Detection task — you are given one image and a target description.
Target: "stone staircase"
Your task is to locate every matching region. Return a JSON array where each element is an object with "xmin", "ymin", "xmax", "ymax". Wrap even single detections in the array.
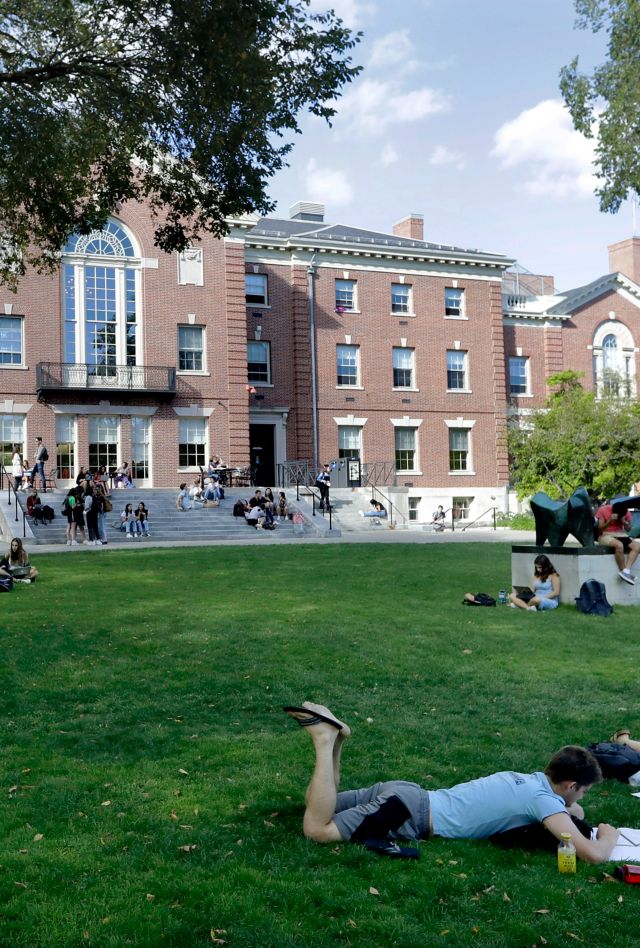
[
  {"xmin": 17, "ymin": 487, "xmax": 309, "ymax": 545},
  {"xmin": 297, "ymin": 486, "xmax": 412, "ymax": 534}
]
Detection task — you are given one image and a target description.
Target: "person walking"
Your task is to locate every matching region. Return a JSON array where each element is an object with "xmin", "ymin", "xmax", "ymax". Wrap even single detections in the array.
[
  {"xmin": 316, "ymin": 464, "xmax": 331, "ymax": 512},
  {"xmin": 31, "ymin": 436, "xmax": 48, "ymax": 492}
]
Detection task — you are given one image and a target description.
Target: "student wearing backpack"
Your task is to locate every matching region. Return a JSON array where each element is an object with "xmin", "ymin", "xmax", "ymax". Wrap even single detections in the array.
[
  {"xmin": 510, "ymin": 554, "xmax": 561, "ymax": 611},
  {"xmin": 31, "ymin": 436, "xmax": 48, "ymax": 491}
]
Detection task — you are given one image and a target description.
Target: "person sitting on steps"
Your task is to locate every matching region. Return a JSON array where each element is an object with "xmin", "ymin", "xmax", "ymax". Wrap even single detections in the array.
[{"xmin": 283, "ymin": 701, "xmax": 619, "ymax": 863}]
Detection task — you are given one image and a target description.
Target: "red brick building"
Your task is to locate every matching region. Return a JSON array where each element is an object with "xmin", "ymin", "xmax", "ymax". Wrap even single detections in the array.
[{"xmin": 2, "ymin": 196, "xmax": 635, "ymax": 522}]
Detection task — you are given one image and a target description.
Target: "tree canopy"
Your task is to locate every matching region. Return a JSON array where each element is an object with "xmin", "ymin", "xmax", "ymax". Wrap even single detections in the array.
[
  {"xmin": 560, "ymin": 0, "xmax": 640, "ymax": 215},
  {"xmin": 0, "ymin": 0, "xmax": 360, "ymax": 284},
  {"xmin": 508, "ymin": 371, "xmax": 640, "ymax": 500}
]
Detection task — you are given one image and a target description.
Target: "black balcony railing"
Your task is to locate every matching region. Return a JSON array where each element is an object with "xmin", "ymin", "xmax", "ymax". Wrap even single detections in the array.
[{"xmin": 36, "ymin": 362, "xmax": 177, "ymax": 398}]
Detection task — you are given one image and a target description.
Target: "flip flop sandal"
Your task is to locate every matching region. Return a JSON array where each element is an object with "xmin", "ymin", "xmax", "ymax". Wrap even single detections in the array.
[
  {"xmin": 610, "ymin": 729, "xmax": 631, "ymax": 743},
  {"xmin": 362, "ymin": 838, "xmax": 420, "ymax": 860},
  {"xmin": 283, "ymin": 705, "xmax": 343, "ymax": 730}
]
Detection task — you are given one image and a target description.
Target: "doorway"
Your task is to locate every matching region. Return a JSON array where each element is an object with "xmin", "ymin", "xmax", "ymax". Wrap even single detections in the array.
[{"xmin": 249, "ymin": 423, "xmax": 276, "ymax": 486}]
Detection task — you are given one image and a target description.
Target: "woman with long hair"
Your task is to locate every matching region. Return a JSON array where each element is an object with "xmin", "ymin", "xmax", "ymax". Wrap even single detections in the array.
[
  {"xmin": 510, "ymin": 554, "xmax": 561, "ymax": 612},
  {"xmin": 0, "ymin": 537, "xmax": 38, "ymax": 581}
]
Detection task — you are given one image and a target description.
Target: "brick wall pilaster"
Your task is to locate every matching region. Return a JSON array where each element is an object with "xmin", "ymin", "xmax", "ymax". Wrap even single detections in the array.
[
  {"xmin": 490, "ymin": 281, "xmax": 510, "ymax": 486},
  {"xmin": 224, "ymin": 239, "xmax": 250, "ymax": 467}
]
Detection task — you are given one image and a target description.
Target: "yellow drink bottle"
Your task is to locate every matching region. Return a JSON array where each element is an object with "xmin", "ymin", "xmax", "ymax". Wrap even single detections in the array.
[{"xmin": 557, "ymin": 832, "xmax": 576, "ymax": 874}]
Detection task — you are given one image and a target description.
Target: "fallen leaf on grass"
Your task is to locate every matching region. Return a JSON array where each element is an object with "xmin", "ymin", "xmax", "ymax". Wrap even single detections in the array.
[
  {"xmin": 471, "ymin": 927, "xmax": 480, "ymax": 935},
  {"xmin": 173, "ymin": 789, "xmax": 181, "ymax": 797},
  {"xmin": 14, "ymin": 882, "xmax": 27, "ymax": 888},
  {"xmin": 617, "ymin": 895, "xmax": 623, "ymax": 903},
  {"xmin": 448, "ymin": 860, "xmax": 458, "ymax": 866},
  {"xmin": 101, "ymin": 800, "xmax": 111, "ymax": 807},
  {"xmin": 502, "ymin": 892, "xmax": 511, "ymax": 902},
  {"xmin": 179, "ymin": 824, "xmax": 193, "ymax": 830},
  {"xmin": 177, "ymin": 844, "xmax": 198, "ymax": 853},
  {"xmin": 270, "ymin": 811, "xmax": 279, "ymax": 818},
  {"xmin": 8, "ymin": 786, "xmax": 17, "ymax": 795},
  {"xmin": 235, "ymin": 839, "xmax": 243, "ymax": 846},
  {"xmin": 210, "ymin": 929, "xmax": 227, "ymax": 944},
  {"xmin": 540, "ymin": 939, "xmax": 548, "ymax": 945},
  {"xmin": 534, "ymin": 908, "xmax": 549, "ymax": 915},
  {"xmin": 566, "ymin": 934, "xmax": 583, "ymax": 942},
  {"xmin": 439, "ymin": 931, "xmax": 449, "ymax": 937},
  {"xmin": 22, "ymin": 769, "xmax": 31, "ymax": 775},
  {"xmin": 482, "ymin": 886, "xmax": 494, "ymax": 894},
  {"xmin": 18, "ymin": 849, "xmax": 27, "ymax": 855},
  {"xmin": 462, "ymin": 649, "xmax": 473, "ymax": 655},
  {"xmin": 238, "ymin": 804, "xmax": 248, "ymax": 811},
  {"xmin": 369, "ymin": 886, "xmax": 379, "ymax": 896},
  {"xmin": 347, "ymin": 920, "xmax": 357, "ymax": 929},
  {"xmin": 263, "ymin": 820, "xmax": 275, "ymax": 828},
  {"xmin": 178, "ymin": 769, "xmax": 189, "ymax": 776},
  {"xmin": 146, "ymin": 894, "xmax": 155, "ymax": 902}
]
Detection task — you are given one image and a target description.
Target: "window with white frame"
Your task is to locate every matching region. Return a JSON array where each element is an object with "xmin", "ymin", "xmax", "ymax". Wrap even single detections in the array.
[
  {"xmin": 335, "ymin": 279, "xmax": 356, "ymax": 311},
  {"xmin": 247, "ymin": 341, "xmax": 271, "ymax": 384},
  {"xmin": 509, "ymin": 356, "xmax": 529, "ymax": 395},
  {"xmin": 56, "ymin": 415, "xmax": 76, "ymax": 480},
  {"xmin": 395, "ymin": 427, "xmax": 417, "ymax": 471},
  {"xmin": 452, "ymin": 496, "xmax": 473, "ymax": 520},
  {"xmin": 0, "ymin": 316, "xmax": 23, "ymax": 365},
  {"xmin": 62, "ymin": 218, "xmax": 139, "ymax": 370},
  {"xmin": 446, "ymin": 350, "xmax": 467, "ymax": 390},
  {"xmin": 336, "ymin": 344, "xmax": 360, "ymax": 386},
  {"xmin": 408, "ymin": 496, "xmax": 420, "ymax": 521},
  {"xmin": 392, "ymin": 347, "xmax": 415, "ymax": 388},
  {"xmin": 131, "ymin": 416, "xmax": 150, "ymax": 481},
  {"xmin": 88, "ymin": 415, "xmax": 118, "ymax": 471},
  {"xmin": 592, "ymin": 322, "xmax": 636, "ymax": 398},
  {"xmin": 245, "ymin": 273, "xmax": 268, "ymax": 305},
  {"xmin": 0, "ymin": 414, "xmax": 24, "ymax": 466},
  {"xmin": 338, "ymin": 425, "xmax": 362, "ymax": 459},
  {"xmin": 179, "ymin": 417, "xmax": 206, "ymax": 467},
  {"xmin": 178, "ymin": 326, "xmax": 204, "ymax": 372},
  {"xmin": 445, "ymin": 287, "xmax": 464, "ymax": 317},
  {"xmin": 449, "ymin": 428, "xmax": 470, "ymax": 471},
  {"xmin": 391, "ymin": 283, "xmax": 411, "ymax": 314}
]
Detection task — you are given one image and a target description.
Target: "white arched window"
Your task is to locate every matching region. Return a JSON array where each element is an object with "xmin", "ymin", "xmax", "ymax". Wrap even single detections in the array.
[
  {"xmin": 592, "ymin": 322, "xmax": 636, "ymax": 398},
  {"xmin": 62, "ymin": 218, "xmax": 141, "ymax": 372}
]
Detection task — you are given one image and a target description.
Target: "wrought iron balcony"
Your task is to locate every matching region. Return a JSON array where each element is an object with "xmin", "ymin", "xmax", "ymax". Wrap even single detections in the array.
[{"xmin": 36, "ymin": 362, "xmax": 177, "ymax": 399}]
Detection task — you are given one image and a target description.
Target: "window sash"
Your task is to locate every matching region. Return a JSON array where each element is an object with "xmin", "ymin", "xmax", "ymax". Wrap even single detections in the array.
[
  {"xmin": 509, "ymin": 357, "xmax": 528, "ymax": 394},
  {"xmin": 394, "ymin": 428, "xmax": 416, "ymax": 471},
  {"xmin": 179, "ymin": 418, "xmax": 206, "ymax": 467},
  {"xmin": 178, "ymin": 326, "xmax": 204, "ymax": 372},
  {"xmin": 245, "ymin": 274, "xmax": 267, "ymax": 304},
  {"xmin": 0, "ymin": 317, "xmax": 22, "ymax": 364},
  {"xmin": 336, "ymin": 345, "xmax": 359, "ymax": 386},
  {"xmin": 391, "ymin": 284, "xmax": 410, "ymax": 313},
  {"xmin": 447, "ymin": 351, "xmax": 467, "ymax": 389},
  {"xmin": 335, "ymin": 279, "xmax": 355, "ymax": 310},
  {"xmin": 247, "ymin": 341, "xmax": 271, "ymax": 383},
  {"xmin": 449, "ymin": 429, "xmax": 469, "ymax": 471},
  {"xmin": 338, "ymin": 425, "xmax": 361, "ymax": 458},
  {"xmin": 445, "ymin": 288, "xmax": 463, "ymax": 316}
]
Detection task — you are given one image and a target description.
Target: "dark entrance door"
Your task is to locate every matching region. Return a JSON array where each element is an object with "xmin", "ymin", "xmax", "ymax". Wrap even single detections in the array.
[{"xmin": 249, "ymin": 423, "xmax": 276, "ymax": 486}]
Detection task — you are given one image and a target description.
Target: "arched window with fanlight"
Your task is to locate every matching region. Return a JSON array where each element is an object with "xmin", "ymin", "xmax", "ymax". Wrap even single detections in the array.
[
  {"xmin": 61, "ymin": 218, "xmax": 141, "ymax": 377},
  {"xmin": 592, "ymin": 322, "xmax": 636, "ymax": 398}
]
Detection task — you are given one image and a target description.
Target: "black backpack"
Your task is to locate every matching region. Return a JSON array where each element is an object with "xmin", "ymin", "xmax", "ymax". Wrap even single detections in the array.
[
  {"xmin": 575, "ymin": 579, "xmax": 613, "ymax": 616},
  {"xmin": 41, "ymin": 447, "xmax": 49, "ymax": 461},
  {"xmin": 462, "ymin": 592, "xmax": 496, "ymax": 607},
  {"xmin": 587, "ymin": 741, "xmax": 640, "ymax": 782},
  {"xmin": 233, "ymin": 499, "xmax": 247, "ymax": 518}
]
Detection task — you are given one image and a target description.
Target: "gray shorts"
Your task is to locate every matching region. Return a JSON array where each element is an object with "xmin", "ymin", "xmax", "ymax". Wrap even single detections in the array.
[{"xmin": 332, "ymin": 780, "xmax": 431, "ymax": 842}]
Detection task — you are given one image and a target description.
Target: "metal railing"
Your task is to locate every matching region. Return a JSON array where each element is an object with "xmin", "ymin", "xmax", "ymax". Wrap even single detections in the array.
[
  {"xmin": 0, "ymin": 464, "xmax": 27, "ymax": 537},
  {"xmin": 460, "ymin": 506, "xmax": 498, "ymax": 532},
  {"xmin": 301, "ymin": 484, "xmax": 333, "ymax": 530},
  {"xmin": 36, "ymin": 362, "xmax": 177, "ymax": 395},
  {"xmin": 361, "ymin": 461, "xmax": 396, "ymax": 488},
  {"xmin": 277, "ymin": 460, "xmax": 315, "ymax": 488},
  {"xmin": 370, "ymin": 486, "xmax": 406, "ymax": 529}
]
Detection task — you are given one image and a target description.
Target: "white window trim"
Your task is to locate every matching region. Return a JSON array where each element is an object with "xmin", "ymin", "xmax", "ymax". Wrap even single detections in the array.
[
  {"xmin": 245, "ymin": 273, "xmax": 269, "ymax": 306},
  {"xmin": 248, "ymin": 340, "xmax": 272, "ymax": 386},
  {"xmin": 393, "ymin": 423, "xmax": 421, "ymax": 475},
  {"xmin": 446, "ymin": 349, "xmax": 469, "ymax": 392},
  {"xmin": 177, "ymin": 324, "xmax": 207, "ymax": 375},
  {"xmin": 336, "ymin": 344, "xmax": 361, "ymax": 388},
  {"xmin": 391, "ymin": 283, "xmax": 414, "ymax": 317},
  {"xmin": 335, "ymin": 278, "xmax": 358, "ymax": 313},
  {"xmin": 447, "ymin": 424, "xmax": 474, "ymax": 476},
  {"xmin": 0, "ymin": 314, "xmax": 26, "ymax": 368},
  {"xmin": 445, "ymin": 287, "xmax": 466, "ymax": 319},
  {"xmin": 508, "ymin": 355, "xmax": 531, "ymax": 397}
]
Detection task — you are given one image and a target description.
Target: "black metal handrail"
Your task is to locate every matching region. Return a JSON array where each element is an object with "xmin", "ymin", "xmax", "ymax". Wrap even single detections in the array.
[
  {"xmin": 0, "ymin": 464, "xmax": 27, "ymax": 537},
  {"xmin": 302, "ymin": 485, "xmax": 332, "ymax": 530},
  {"xmin": 361, "ymin": 461, "xmax": 397, "ymax": 488},
  {"xmin": 277, "ymin": 460, "xmax": 315, "ymax": 488},
  {"xmin": 370, "ymin": 486, "xmax": 406, "ymax": 529},
  {"xmin": 36, "ymin": 362, "xmax": 176, "ymax": 394},
  {"xmin": 460, "ymin": 506, "xmax": 498, "ymax": 532}
]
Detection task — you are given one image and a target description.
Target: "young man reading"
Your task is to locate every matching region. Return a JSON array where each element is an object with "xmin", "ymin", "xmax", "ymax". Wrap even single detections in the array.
[{"xmin": 284, "ymin": 702, "xmax": 619, "ymax": 863}]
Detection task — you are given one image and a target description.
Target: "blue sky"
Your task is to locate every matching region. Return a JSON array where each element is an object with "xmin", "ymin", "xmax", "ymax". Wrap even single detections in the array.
[{"xmin": 267, "ymin": 0, "xmax": 632, "ymax": 291}]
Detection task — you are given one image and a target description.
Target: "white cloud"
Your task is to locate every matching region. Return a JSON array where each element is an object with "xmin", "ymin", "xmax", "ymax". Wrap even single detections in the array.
[
  {"xmin": 380, "ymin": 144, "xmax": 399, "ymax": 165},
  {"xmin": 335, "ymin": 78, "xmax": 450, "ymax": 135},
  {"xmin": 429, "ymin": 145, "xmax": 465, "ymax": 170},
  {"xmin": 368, "ymin": 29, "xmax": 415, "ymax": 70},
  {"xmin": 307, "ymin": 0, "xmax": 375, "ymax": 29},
  {"xmin": 492, "ymin": 99, "xmax": 597, "ymax": 199},
  {"xmin": 305, "ymin": 158, "xmax": 354, "ymax": 206}
]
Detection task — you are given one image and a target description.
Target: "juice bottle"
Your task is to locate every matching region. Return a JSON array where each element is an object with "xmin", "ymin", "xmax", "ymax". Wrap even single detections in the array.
[{"xmin": 557, "ymin": 832, "xmax": 576, "ymax": 874}]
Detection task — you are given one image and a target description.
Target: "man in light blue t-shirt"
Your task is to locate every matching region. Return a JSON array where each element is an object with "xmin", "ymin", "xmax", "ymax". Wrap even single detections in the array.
[{"xmin": 284, "ymin": 702, "xmax": 620, "ymax": 863}]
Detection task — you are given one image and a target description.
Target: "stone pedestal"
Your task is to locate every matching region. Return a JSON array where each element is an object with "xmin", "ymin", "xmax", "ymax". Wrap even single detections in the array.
[{"xmin": 511, "ymin": 545, "xmax": 640, "ymax": 607}]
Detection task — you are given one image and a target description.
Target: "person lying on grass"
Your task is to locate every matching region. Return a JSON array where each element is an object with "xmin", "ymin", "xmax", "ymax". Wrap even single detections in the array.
[{"xmin": 284, "ymin": 702, "xmax": 619, "ymax": 863}]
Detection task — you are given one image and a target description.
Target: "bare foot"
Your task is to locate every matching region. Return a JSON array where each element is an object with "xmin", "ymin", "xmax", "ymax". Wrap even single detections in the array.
[
  {"xmin": 610, "ymin": 729, "xmax": 631, "ymax": 744},
  {"xmin": 302, "ymin": 701, "xmax": 351, "ymax": 738}
]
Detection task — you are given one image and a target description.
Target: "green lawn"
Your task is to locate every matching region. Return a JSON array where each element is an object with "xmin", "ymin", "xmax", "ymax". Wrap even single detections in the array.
[{"xmin": 1, "ymin": 543, "xmax": 637, "ymax": 947}]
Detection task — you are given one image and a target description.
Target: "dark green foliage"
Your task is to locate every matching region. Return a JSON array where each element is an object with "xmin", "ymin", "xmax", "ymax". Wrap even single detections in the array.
[
  {"xmin": 561, "ymin": 1, "xmax": 640, "ymax": 214},
  {"xmin": 0, "ymin": 544, "xmax": 636, "ymax": 946},
  {"xmin": 0, "ymin": 1, "xmax": 360, "ymax": 284}
]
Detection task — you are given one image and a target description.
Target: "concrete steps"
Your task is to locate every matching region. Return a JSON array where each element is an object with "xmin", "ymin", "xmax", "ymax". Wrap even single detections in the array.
[
  {"xmin": 19, "ymin": 487, "xmax": 307, "ymax": 545},
  {"xmin": 299, "ymin": 487, "xmax": 412, "ymax": 534}
]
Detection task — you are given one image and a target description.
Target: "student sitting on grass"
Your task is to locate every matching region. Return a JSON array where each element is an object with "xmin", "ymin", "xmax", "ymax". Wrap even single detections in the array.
[
  {"xmin": 283, "ymin": 701, "xmax": 619, "ymax": 863},
  {"xmin": 510, "ymin": 554, "xmax": 561, "ymax": 612},
  {"xmin": 0, "ymin": 538, "xmax": 39, "ymax": 582}
]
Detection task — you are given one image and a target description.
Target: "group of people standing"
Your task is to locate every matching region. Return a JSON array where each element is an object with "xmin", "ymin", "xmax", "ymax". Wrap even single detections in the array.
[
  {"xmin": 63, "ymin": 468, "xmax": 113, "ymax": 545},
  {"xmin": 11, "ymin": 437, "xmax": 49, "ymax": 493}
]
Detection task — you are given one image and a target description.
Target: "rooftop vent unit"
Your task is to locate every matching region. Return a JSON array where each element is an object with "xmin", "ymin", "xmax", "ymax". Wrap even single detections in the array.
[{"xmin": 289, "ymin": 201, "xmax": 325, "ymax": 223}]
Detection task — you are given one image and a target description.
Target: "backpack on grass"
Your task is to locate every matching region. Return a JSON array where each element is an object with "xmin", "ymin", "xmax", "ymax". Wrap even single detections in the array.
[
  {"xmin": 462, "ymin": 592, "xmax": 496, "ymax": 607},
  {"xmin": 587, "ymin": 741, "xmax": 640, "ymax": 782},
  {"xmin": 575, "ymin": 579, "xmax": 613, "ymax": 616}
]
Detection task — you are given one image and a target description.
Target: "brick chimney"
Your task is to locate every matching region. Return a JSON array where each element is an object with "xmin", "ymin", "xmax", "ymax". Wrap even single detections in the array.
[
  {"xmin": 608, "ymin": 237, "xmax": 640, "ymax": 283},
  {"xmin": 392, "ymin": 214, "xmax": 424, "ymax": 241}
]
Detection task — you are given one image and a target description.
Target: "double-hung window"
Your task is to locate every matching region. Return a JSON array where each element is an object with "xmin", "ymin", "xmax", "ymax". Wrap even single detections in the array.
[
  {"xmin": 445, "ymin": 287, "xmax": 464, "ymax": 317},
  {"xmin": 338, "ymin": 426, "xmax": 362, "ymax": 460},
  {"xmin": 178, "ymin": 326, "xmax": 204, "ymax": 372},
  {"xmin": 395, "ymin": 428, "xmax": 417, "ymax": 472},
  {"xmin": 393, "ymin": 347, "xmax": 415, "ymax": 388},
  {"xmin": 179, "ymin": 418, "xmax": 206, "ymax": 467},
  {"xmin": 0, "ymin": 414, "xmax": 24, "ymax": 466},
  {"xmin": 391, "ymin": 283, "xmax": 411, "ymax": 314},
  {"xmin": 247, "ymin": 341, "xmax": 271, "ymax": 384},
  {"xmin": 335, "ymin": 279, "xmax": 356, "ymax": 311},
  {"xmin": 508, "ymin": 356, "xmax": 529, "ymax": 395},
  {"xmin": 446, "ymin": 350, "xmax": 467, "ymax": 390},
  {"xmin": 0, "ymin": 317, "xmax": 23, "ymax": 365},
  {"xmin": 449, "ymin": 428, "xmax": 470, "ymax": 472},
  {"xmin": 336, "ymin": 344, "xmax": 359, "ymax": 386},
  {"xmin": 245, "ymin": 274, "xmax": 268, "ymax": 305}
]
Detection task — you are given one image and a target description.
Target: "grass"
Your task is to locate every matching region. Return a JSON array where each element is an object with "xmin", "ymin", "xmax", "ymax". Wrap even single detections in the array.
[{"xmin": 0, "ymin": 542, "xmax": 637, "ymax": 947}]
